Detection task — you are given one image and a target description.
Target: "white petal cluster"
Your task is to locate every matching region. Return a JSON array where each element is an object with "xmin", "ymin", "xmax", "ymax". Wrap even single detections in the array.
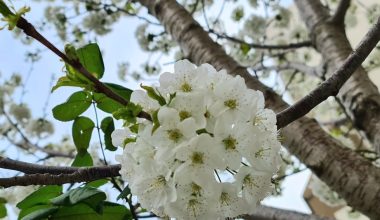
[{"xmin": 114, "ymin": 60, "xmax": 281, "ymax": 219}]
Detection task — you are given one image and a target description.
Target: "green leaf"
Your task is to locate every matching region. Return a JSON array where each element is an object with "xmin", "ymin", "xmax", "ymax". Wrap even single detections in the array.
[
  {"xmin": 52, "ymin": 91, "xmax": 92, "ymax": 122},
  {"xmin": 100, "ymin": 117, "xmax": 117, "ymax": 151},
  {"xmin": 50, "ymin": 192, "xmax": 71, "ymax": 206},
  {"xmin": 77, "ymin": 43, "xmax": 105, "ymax": 79},
  {"xmin": 51, "ymin": 187, "xmax": 106, "ymax": 210},
  {"xmin": 124, "ymin": 2, "xmax": 135, "ymax": 13},
  {"xmin": 86, "ymin": 179, "xmax": 109, "ymax": 188},
  {"xmin": 93, "ymin": 93, "xmax": 123, "ymax": 114},
  {"xmin": 21, "ymin": 207, "xmax": 58, "ymax": 220},
  {"xmin": 19, "ymin": 205, "xmax": 52, "ymax": 220},
  {"xmin": 240, "ymin": 43, "xmax": 251, "ymax": 55},
  {"xmin": 72, "ymin": 116, "xmax": 95, "ymax": 153},
  {"xmin": 51, "ymin": 76, "xmax": 89, "ymax": 92},
  {"xmin": 112, "ymin": 103, "xmax": 142, "ymax": 124},
  {"xmin": 71, "ymin": 151, "xmax": 93, "ymax": 167},
  {"xmin": 0, "ymin": 1, "xmax": 14, "ymax": 17},
  {"xmin": 140, "ymin": 84, "xmax": 166, "ymax": 105},
  {"xmin": 17, "ymin": 186, "xmax": 62, "ymax": 209},
  {"xmin": 51, "ymin": 202, "xmax": 131, "ymax": 220},
  {"xmin": 116, "ymin": 186, "xmax": 131, "ymax": 201},
  {"xmin": 104, "ymin": 83, "xmax": 132, "ymax": 101},
  {"xmin": 0, "ymin": 202, "xmax": 6, "ymax": 218},
  {"xmin": 151, "ymin": 110, "xmax": 160, "ymax": 134},
  {"xmin": 69, "ymin": 187, "xmax": 106, "ymax": 212}
]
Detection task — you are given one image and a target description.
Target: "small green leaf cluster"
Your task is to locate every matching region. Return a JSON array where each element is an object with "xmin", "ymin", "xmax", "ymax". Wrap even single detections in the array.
[
  {"xmin": 16, "ymin": 186, "xmax": 131, "ymax": 220},
  {"xmin": 51, "ymin": 43, "xmax": 133, "ymax": 167}
]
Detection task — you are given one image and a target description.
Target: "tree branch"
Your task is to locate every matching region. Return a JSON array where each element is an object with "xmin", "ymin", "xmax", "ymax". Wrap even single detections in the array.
[
  {"xmin": 295, "ymin": 0, "xmax": 380, "ymax": 154},
  {"xmin": 209, "ymin": 29, "xmax": 312, "ymax": 50},
  {"xmin": 276, "ymin": 16, "xmax": 380, "ymax": 128},
  {"xmin": 243, "ymin": 206, "xmax": 333, "ymax": 220},
  {"xmin": 14, "ymin": 17, "xmax": 151, "ymax": 121},
  {"xmin": 0, "ymin": 164, "xmax": 121, "ymax": 188},
  {"xmin": 329, "ymin": 0, "xmax": 351, "ymax": 26},
  {"xmin": 253, "ymin": 61, "xmax": 320, "ymax": 77},
  {"xmin": 0, "ymin": 156, "xmax": 77, "ymax": 175},
  {"xmin": 0, "ymin": 157, "xmax": 329, "ymax": 220},
  {"xmin": 1, "ymin": 109, "xmax": 74, "ymax": 158}
]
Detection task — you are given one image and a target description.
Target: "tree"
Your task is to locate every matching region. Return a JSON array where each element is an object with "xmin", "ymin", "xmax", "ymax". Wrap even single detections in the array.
[{"xmin": 0, "ymin": 0, "xmax": 380, "ymax": 219}]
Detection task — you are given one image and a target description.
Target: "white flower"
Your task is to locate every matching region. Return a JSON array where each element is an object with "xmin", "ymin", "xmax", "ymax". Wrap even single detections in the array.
[
  {"xmin": 152, "ymin": 107, "xmax": 197, "ymax": 150},
  {"xmin": 216, "ymin": 182, "xmax": 252, "ymax": 218},
  {"xmin": 158, "ymin": 60, "xmax": 209, "ymax": 95},
  {"xmin": 130, "ymin": 90, "xmax": 160, "ymax": 115},
  {"xmin": 111, "ymin": 128, "xmax": 133, "ymax": 147},
  {"xmin": 213, "ymin": 114, "xmax": 250, "ymax": 170},
  {"xmin": 174, "ymin": 134, "xmax": 224, "ymax": 187},
  {"xmin": 129, "ymin": 161, "xmax": 176, "ymax": 211},
  {"xmin": 114, "ymin": 60, "xmax": 280, "ymax": 219},
  {"xmin": 25, "ymin": 118, "xmax": 54, "ymax": 138},
  {"xmin": 168, "ymin": 93, "xmax": 207, "ymax": 128},
  {"xmin": 209, "ymin": 75, "xmax": 261, "ymax": 121},
  {"xmin": 235, "ymin": 166, "xmax": 273, "ymax": 206},
  {"xmin": 9, "ymin": 103, "xmax": 31, "ymax": 123}
]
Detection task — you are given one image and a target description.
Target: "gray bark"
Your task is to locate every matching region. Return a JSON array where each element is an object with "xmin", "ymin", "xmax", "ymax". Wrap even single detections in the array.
[
  {"xmin": 136, "ymin": 0, "xmax": 380, "ymax": 218},
  {"xmin": 295, "ymin": 0, "xmax": 380, "ymax": 154},
  {"xmin": 244, "ymin": 206, "xmax": 333, "ymax": 220}
]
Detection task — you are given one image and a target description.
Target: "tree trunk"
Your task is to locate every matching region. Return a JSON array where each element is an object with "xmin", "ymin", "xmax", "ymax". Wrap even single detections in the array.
[
  {"xmin": 295, "ymin": 0, "xmax": 380, "ymax": 154},
  {"xmin": 136, "ymin": 0, "xmax": 380, "ymax": 218},
  {"xmin": 245, "ymin": 206, "xmax": 333, "ymax": 220}
]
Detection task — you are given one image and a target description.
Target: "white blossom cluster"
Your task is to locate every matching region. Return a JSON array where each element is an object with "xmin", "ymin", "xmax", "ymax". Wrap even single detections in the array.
[{"xmin": 113, "ymin": 60, "xmax": 281, "ymax": 219}]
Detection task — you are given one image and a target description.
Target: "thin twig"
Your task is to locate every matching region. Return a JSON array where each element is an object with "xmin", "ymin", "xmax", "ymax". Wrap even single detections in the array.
[
  {"xmin": 2, "ymin": 109, "xmax": 74, "ymax": 158},
  {"xmin": 209, "ymin": 29, "xmax": 312, "ymax": 50},
  {"xmin": 189, "ymin": 0, "xmax": 200, "ymax": 15},
  {"xmin": 276, "ymin": 16, "xmax": 380, "ymax": 128},
  {"xmin": 14, "ymin": 16, "xmax": 151, "ymax": 121},
  {"xmin": 254, "ymin": 61, "xmax": 320, "ymax": 77}
]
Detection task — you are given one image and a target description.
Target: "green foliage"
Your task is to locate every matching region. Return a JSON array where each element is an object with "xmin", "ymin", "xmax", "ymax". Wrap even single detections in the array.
[
  {"xmin": 113, "ymin": 102, "xmax": 142, "ymax": 124},
  {"xmin": 64, "ymin": 43, "xmax": 104, "ymax": 81},
  {"xmin": 72, "ymin": 151, "xmax": 93, "ymax": 167},
  {"xmin": 93, "ymin": 83, "xmax": 132, "ymax": 114},
  {"xmin": 140, "ymin": 84, "xmax": 166, "ymax": 105},
  {"xmin": 231, "ymin": 6, "xmax": 244, "ymax": 21},
  {"xmin": 51, "ymin": 187, "xmax": 106, "ymax": 210},
  {"xmin": 51, "ymin": 76, "xmax": 89, "ymax": 92},
  {"xmin": 18, "ymin": 187, "xmax": 130, "ymax": 220},
  {"xmin": 0, "ymin": 1, "xmax": 30, "ymax": 30},
  {"xmin": 93, "ymin": 93, "xmax": 123, "ymax": 114},
  {"xmin": 104, "ymin": 83, "xmax": 132, "ymax": 101},
  {"xmin": 21, "ymin": 207, "xmax": 59, "ymax": 220},
  {"xmin": 0, "ymin": 197, "xmax": 6, "ymax": 218},
  {"xmin": 86, "ymin": 179, "xmax": 109, "ymax": 188},
  {"xmin": 72, "ymin": 116, "xmax": 95, "ymax": 154},
  {"xmin": 17, "ymin": 186, "xmax": 63, "ymax": 210},
  {"xmin": 52, "ymin": 91, "xmax": 92, "ymax": 122},
  {"xmin": 0, "ymin": 1, "xmax": 13, "ymax": 17},
  {"xmin": 240, "ymin": 43, "xmax": 251, "ymax": 55},
  {"xmin": 53, "ymin": 43, "xmax": 105, "ymax": 91},
  {"xmin": 100, "ymin": 117, "xmax": 117, "ymax": 151},
  {"xmin": 77, "ymin": 43, "xmax": 105, "ymax": 79},
  {"xmin": 124, "ymin": 2, "xmax": 135, "ymax": 13},
  {"xmin": 52, "ymin": 202, "xmax": 131, "ymax": 220},
  {"xmin": 116, "ymin": 186, "xmax": 131, "ymax": 201},
  {"xmin": 151, "ymin": 110, "xmax": 160, "ymax": 134}
]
